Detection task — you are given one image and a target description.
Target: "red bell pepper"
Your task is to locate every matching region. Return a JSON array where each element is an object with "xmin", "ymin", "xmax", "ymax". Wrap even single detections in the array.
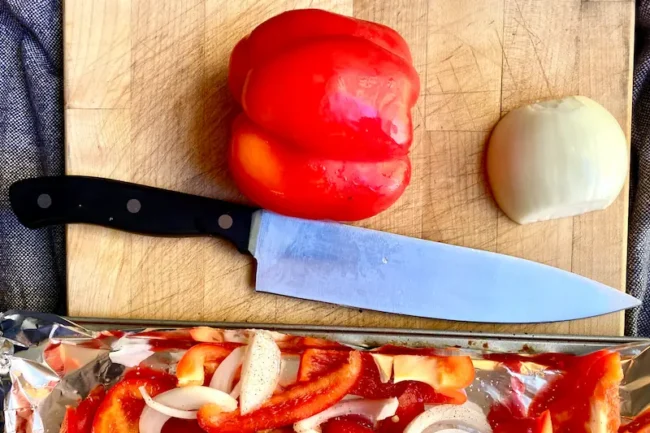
[
  {"xmin": 492, "ymin": 411, "xmax": 553, "ymax": 433},
  {"xmin": 620, "ymin": 408, "xmax": 650, "ymax": 433},
  {"xmin": 161, "ymin": 419, "xmax": 206, "ymax": 433},
  {"xmin": 60, "ymin": 386, "xmax": 105, "ymax": 433},
  {"xmin": 91, "ymin": 374, "xmax": 176, "ymax": 433},
  {"xmin": 375, "ymin": 381, "xmax": 465, "ymax": 433},
  {"xmin": 197, "ymin": 350, "xmax": 363, "ymax": 433},
  {"xmin": 228, "ymin": 9, "xmax": 419, "ymax": 221},
  {"xmin": 299, "ymin": 349, "xmax": 472, "ymax": 401},
  {"xmin": 323, "ymin": 418, "xmax": 375, "ymax": 433},
  {"xmin": 188, "ymin": 326, "xmax": 347, "ymax": 352},
  {"xmin": 175, "ymin": 343, "xmax": 237, "ymax": 386},
  {"xmin": 529, "ymin": 350, "xmax": 623, "ymax": 433}
]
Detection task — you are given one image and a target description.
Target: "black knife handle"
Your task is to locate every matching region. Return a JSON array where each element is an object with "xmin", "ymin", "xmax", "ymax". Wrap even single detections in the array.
[{"xmin": 9, "ymin": 176, "xmax": 256, "ymax": 253}]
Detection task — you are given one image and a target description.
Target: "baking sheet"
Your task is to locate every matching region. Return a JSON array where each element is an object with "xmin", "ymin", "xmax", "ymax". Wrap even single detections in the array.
[
  {"xmin": 71, "ymin": 316, "xmax": 648, "ymax": 354},
  {"xmin": 2, "ymin": 311, "xmax": 649, "ymax": 433}
]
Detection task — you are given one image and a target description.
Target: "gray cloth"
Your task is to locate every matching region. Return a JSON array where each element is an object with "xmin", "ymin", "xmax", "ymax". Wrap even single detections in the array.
[
  {"xmin": 0, "ymin": 0, "xmax": 65, "ymax": 313},
  {"xmin": 629, "ymin": 0, "xmax": 650, "ymax": 337}
]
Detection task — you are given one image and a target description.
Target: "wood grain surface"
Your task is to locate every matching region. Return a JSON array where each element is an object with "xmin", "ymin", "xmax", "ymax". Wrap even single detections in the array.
[{"xmin": 64, "ymin": 0, "xmax": 634, "ymax": 335}]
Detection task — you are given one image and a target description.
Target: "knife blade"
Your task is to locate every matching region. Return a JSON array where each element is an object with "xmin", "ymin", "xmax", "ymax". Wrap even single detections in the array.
[{"xmin": 10, "ymin": 176, "xmax": 640, "ymax": 323}]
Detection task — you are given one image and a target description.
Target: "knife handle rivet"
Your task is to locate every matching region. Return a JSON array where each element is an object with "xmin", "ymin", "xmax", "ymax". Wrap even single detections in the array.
[
  {"xmin": 37, "ymin": 194, "xmax": 52, "ymax": 209},
  {"xmin": 127, "ymin": 199, "xmax": 141, "ymax": 214},
  {"xmin": 218, "ymin": 214, "xmax": 233, "ymax": 230}
]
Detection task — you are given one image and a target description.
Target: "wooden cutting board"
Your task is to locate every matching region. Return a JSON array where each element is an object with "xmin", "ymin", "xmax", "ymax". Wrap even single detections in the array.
[{"xmin": 64, "ymin": 0, "xmax": 634, "ymax": 336}]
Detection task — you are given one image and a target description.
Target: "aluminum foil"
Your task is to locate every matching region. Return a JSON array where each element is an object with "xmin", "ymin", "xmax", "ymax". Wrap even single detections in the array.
[{"xmin": 2, "ymin": 310, "xmax": 650, "ymax": 433}]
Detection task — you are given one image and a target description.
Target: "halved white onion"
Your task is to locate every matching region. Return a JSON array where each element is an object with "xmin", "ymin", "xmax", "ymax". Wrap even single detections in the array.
[
  {"xmin": 209, "ymin": 345, "xmax": 246, "ymax": 392},
  {"xmin": 487, "ymin": 96, "xmax": 628, "ymax": 224},
  {"xmin": 279, "ymin": 354, "xmax": 301, "ymax": 387},
  {"xmin": 403, "ymin": 402, "xmax": 492, "ymax": 433},
  {"xmin": 293, "ymin": 398, "xmax": 399, "ymax": 433},
  {"xmin": 240, "ymin": 331, "xmax": 282, "ymax": 414}
]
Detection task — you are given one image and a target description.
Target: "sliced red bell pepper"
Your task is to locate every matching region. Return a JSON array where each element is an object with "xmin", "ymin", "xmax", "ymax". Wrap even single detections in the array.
[
  {"xmin": 375, "ymin": 381, "xmax": 463, "ymax": 433},
  {"xmin": 529, "ymin": 350, "xmax": 623, "ymax": 433},
  {"xmin": 297, "ymin": 349, "xmax": 466, "ymax": 433},
  {"xmin": 322, "ymin": 417, "xmax": 375, "ymax": 433},
  {"xmin": 59, "ymin": 386, "xmax": 105, "ymax": 433},
  {"xmin": 91, "ymin": 374, "xmax": 176, "ymax": 433},
  {"xmin": 298, "ymin": 348, "xmax": 350, "ymax": 381},
  {"xmin": 188, "ymin": 326, "xmax": 347, "ymax": 352},
  {"xmin": 492, "ymin": 410, "xmax": 553, "ymax": 433},
  {"xmin": 277, "ymin": 336, "xmax": 350, "ymax": 352},
  {"xmin": 299, "ymin": 349, "xmax": 471, "ymax": 401},
  {"xmin": 175, "ymin": 343, "xmax": 237, "ymax": 386},
  {"xmin": 421, "ymin": 354, "xmax": 475, "ymax": 390},
  {"xmin": 161, "ymin": 419, "xmax": 206, "ymax": 433},
  {"xmin": 487, "ymin": 376, "xmax": 527, "ymax": 431},
  {"xmin": 197, "ymin": 351, "xmax": 363, "ymax": 433},
  {"xmin": 372, "ymin": 345, "xmax": 450, "ymax": 356},
  {"xmin": 620, "ymin": 408, "xmax": 650, "ymax": 433},
  {"xmin": 123, "ymin": 366, "xmax": 177, "ymax": 381}
]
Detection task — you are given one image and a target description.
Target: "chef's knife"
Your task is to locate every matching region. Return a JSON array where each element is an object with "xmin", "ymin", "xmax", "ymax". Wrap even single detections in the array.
[{"xmin": 9, "ymin": 176, "xmax": 640, "ymax": 323}]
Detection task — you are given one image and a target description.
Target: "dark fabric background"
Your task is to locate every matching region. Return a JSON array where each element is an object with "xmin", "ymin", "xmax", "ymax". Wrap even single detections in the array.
[
  {"xmin": 0, "ymin": 0, "xmax": 65, "ymax": 314},
  {"xmin": 1, "ymin": 0, "xmax": 650, "ymax": 334},
  {"xmin": 628, "ymin": 0, "xmax": 650, "ymax": 337}
]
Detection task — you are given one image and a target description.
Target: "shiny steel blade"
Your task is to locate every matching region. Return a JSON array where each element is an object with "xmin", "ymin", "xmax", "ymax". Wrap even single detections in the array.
[{"xmin": 249, "ymin": 211, "xmax": 640, "ymax": 323}]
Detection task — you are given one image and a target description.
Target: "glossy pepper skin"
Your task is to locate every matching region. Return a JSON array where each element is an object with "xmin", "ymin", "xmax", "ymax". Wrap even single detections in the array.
[{"xmin": 228, "ymin": 9, "xmax": 419, "ymax": 221}]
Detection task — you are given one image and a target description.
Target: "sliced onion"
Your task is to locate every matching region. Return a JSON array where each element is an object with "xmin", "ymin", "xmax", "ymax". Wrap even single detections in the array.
[
  {"xmin": 434, "ymin": 430, "xmax": 468, "ymax": 433},
  {"xmin": 140, "ymin": 386, "xmax": 197, "ymax": 419},
  {"xmin": 240, "ymin": 331, "xmax": 281, "ymax": 414},
  {"xmin": 223, "ymin": 329, "xmax": 250, "ymax": 343},
  {"xmin": 209, "ymin": 345, "xmax": 246, "ymax": 392},
  {"xmin": 230, "ymin": 380, "xmax": 242, "ymax": 399},
  {"xmin": 139, "ymin": 385, "xmax": 238, "ymax": 420},
  {"xmin": 223, "ymin": 329, "xmax": 290, "ymax": 344},
  {"xmin": 189, "ymin": 327, "xmax": 225, "ymax": 342},
  {"xmin": 424, "ymin": 399, "xmax": 476, "ymax": 413},
  {"xmin": 403, "ymin": 402, "xmax": 492, "ymax": 433},
  {"xmin": 293, "ymin": 398, "xmax": 399, "ymax": 433},
  {"xmin": 279, "ymin": 354, "xmax": 301, "ymax": 387},
  {"xmin": 139, "ymin": 406, "xmax": 170, "ymax": 433},
  {"xmin": 267, "ymin": 330, "xmax": 291, "ymax": 342},
  {"xmin": 342, "ymin": 395, "xmax": 364, "ymax": 401}
]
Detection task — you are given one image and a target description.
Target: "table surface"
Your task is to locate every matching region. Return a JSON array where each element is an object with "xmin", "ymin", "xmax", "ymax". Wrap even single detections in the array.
[{"xmin": 64, "ymin": 0, "xmax": 634, "ymax": 336}]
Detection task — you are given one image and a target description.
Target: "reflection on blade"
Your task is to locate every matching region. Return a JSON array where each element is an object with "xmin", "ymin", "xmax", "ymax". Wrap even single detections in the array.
[{"xmin": 252, "ymin": 211, "xmax": 640, "ymax": 324}]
